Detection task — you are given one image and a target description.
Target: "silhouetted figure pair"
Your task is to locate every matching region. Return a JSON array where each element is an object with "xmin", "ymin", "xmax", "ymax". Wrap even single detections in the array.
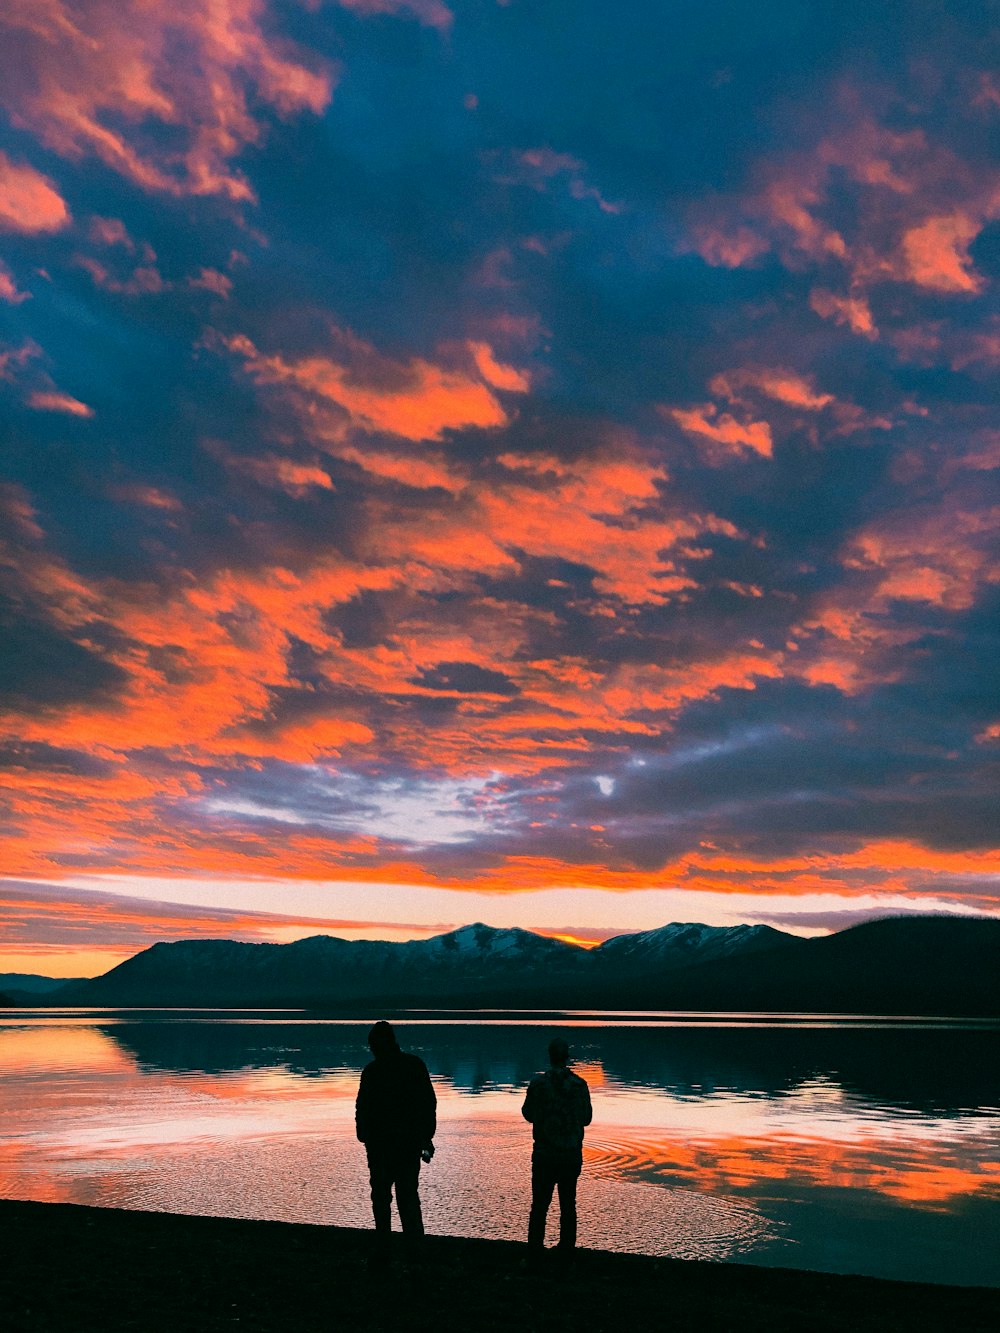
[
  {"xmin": 356, "ymin": 1025, "xmax": 592, "ymax": 1260},
  {"xmin": 355, "ymin": 1020, "xmax": 436, "ymax": 1256}
]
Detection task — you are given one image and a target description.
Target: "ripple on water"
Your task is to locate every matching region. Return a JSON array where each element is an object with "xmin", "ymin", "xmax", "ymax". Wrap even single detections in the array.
[{"xmin": 76, "ymin": 1120, "xmax": 778, "ymax": 1262}]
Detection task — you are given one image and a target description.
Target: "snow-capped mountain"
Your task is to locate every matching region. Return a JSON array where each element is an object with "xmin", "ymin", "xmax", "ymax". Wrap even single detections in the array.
[
  {"xmin": 31, "ymin": 917, "xmax": 1000, "ymax": 1015},
  {"xmin": 64, "ymin": 923, "xmax": 588, "ymax": 1006},
  {"xmin": 592, "ymin": 922, "xmax": 791, "ymax": 971}
]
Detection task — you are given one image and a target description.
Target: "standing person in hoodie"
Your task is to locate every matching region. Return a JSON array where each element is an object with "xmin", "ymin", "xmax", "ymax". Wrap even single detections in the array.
[
  {"xmin": 521, "ymin": 1037, "xmax": 593, "ymax": 1256},
  {"xmin": 355, "ymin": 1020, "xmax": 436, "ymax": 1255}
]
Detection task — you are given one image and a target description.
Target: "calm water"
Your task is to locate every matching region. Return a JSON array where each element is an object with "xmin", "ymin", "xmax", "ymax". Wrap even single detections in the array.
[{"xmin": 2, "ymin": 1011, "xmax": 999, "ymax": 1286}]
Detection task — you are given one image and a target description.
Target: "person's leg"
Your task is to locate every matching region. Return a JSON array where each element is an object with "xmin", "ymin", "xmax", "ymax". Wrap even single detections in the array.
[
  {"xmin": 555, "ymin": 1157, "xmax": 581, "ymax": 1250},
  {"xmin": 393, "ymin": 1152, "xmax": 424, "ymax": 1243},
  {"xmin": 527, "ymin": 1153, "xmax": 557, "ymax": 1251},
  {"xmin": 366, "ymin": 1148, "xmax": 393, "ymax": 1237}
]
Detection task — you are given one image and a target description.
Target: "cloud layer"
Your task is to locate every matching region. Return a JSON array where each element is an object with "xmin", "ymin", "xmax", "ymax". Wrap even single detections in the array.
[{"xmin": 1, "ymin": 1, "xmax": 998, "ymax": 960}]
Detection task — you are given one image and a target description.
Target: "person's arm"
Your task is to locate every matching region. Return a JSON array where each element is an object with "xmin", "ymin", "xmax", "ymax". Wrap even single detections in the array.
[
  {"xmin": 521, "ymin": 1076, "xmax": 539, "ymax": 1123},
  {"xmin": 576, "ymin": 1075, "xmax": 593, "ymax": 1128},
  {"xmin": 355, "ymin": 1065, "xmax": 371, "ymax": 1143},
  {"xmin": 421, "ymin": 1060, "xmax": 437, "ymax": 1145}
]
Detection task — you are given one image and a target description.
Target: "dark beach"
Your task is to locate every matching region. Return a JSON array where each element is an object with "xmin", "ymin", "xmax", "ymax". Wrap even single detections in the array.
[{"xmin": 3, "ymin": 1200, "xmax": 998, "ymax": 1332}]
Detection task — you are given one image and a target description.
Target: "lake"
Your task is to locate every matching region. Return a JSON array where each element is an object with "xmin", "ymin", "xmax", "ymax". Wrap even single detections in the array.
[{"xmin": 2, "ymin": 1010, "xmax": 999, "ymax": 1287}]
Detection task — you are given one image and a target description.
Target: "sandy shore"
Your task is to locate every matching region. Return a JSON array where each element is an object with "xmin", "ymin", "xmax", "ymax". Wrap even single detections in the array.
[{"xmin": 3, "ymin": 1199, "xmax": 998, "ymax": 1331}]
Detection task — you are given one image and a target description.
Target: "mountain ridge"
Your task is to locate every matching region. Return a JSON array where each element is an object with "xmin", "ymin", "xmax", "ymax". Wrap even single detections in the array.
[
  {"xmin": 34, "ymin": 915, "xmax": 1000, "ymax": 1015},
  {"xmin": 52, "ymin": 920, "xmax": 794, "ymax": 1007}
]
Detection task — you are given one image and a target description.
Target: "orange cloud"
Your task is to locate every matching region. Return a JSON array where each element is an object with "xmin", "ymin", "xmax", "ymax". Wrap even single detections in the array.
[
  {"xmin": 900, "ymin": 212, "xmax": 984, "ymax": 294},
  {"xmin": 226, "ymin": 330, "xmax": 517, "ymax": 441},
  {"xmin": 218, "ymin": 450, "xmax": 334, "ymax": 496},
  {"xmin": 0, "ymin": 0, "xmax": 334, "ymax": 201},
  {"xmin": 336, "ymin": 444, "xmax": 464, "ymax": 492},
  {"xmin": 682, "ymin": 94, "xmax": 1000, "ymax": 316},
  {"xmin": 356, "ymin": 443, "xmax": 737, "ymax": 609},
  {"xmin": 0, "ymin": 150, "xmax": 69, "ymax": 232},
  {"xmin": 844, "ymin": 507, "xmax": 1000, "ymax": 612},
  {"xmin": 469, "ymin": 341, "xmax": 531, "ymax": 392},
  {"xmin": 667, "ymin": 405, "xmax": 773, "ymax": 459}
]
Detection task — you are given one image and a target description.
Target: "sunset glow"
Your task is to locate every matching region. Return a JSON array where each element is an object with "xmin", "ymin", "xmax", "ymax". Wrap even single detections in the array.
[{"xmin": 1, "ymin": 1, "xmax": 998, "ymax": 974}]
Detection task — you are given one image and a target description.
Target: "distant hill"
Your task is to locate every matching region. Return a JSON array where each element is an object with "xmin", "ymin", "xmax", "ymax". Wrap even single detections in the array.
[
  {"xmin": 51, "ymin": 916, "xmax": 1000, "ymax": 1015},
  {"xmin": 0, "ymin": 973, "xmax": 86, "ymax": 1006},
  {"xmin": 614, "ymin": 916, "xmax": 1000, "ymax": 1016},
  {"xmin": 0, "ymin": 974, "xmax": 86, "ymax": 994}
]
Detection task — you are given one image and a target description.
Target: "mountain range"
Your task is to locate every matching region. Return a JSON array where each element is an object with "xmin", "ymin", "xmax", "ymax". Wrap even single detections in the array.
[{"xmin": 7, "ymin": 916, "xmax": 999, "ymax": 1015}]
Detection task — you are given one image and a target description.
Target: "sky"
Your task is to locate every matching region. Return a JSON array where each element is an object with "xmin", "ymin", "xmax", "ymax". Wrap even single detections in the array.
[{"xmin": 1, "ymin": 0, "xmax": 998, "ymax": 977}]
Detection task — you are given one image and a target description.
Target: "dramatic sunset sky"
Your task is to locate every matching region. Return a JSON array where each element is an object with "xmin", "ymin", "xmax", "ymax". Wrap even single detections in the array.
[{"xmin": 1, "ymin": 1, "xmax": 998, "ymax": 976}]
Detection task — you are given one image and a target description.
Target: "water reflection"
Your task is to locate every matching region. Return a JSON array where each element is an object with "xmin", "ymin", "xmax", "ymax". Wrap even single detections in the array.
[
  {"xmin": 1, "ymin": 1012, "xmax": 999, "ymax": 1285},
  {"xmin": 69, "ymin": 1014, "xmax": 1000, "ymax": 1109}
]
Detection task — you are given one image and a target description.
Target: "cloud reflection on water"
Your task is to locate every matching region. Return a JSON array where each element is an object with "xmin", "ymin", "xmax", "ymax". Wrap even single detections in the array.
[{"xmin": 1, "ymin": 1014, "xmax": 999, "ymax": 1282}]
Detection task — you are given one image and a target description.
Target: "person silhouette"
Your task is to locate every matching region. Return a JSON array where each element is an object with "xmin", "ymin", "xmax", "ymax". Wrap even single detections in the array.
[
  {"xmin": 522, "ymin": 1037, "xmax": 593, "ymax": 1257},
  {"xmin": 355, "ymin": 1020, "xmax": 436, "ymax": 1256}
]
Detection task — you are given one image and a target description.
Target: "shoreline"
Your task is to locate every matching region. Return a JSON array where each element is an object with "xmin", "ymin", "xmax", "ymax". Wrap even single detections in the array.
[
  {"xmin": 3, "ymin": 1200, "xmax": 998, "ymax": 1331},
  {"xmin": 6, "ymin": 1003, "xmax": 1000, "ymax": 1024}
]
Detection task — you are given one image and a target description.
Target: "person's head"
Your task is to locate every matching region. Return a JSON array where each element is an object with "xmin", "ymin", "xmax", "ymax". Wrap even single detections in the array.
[
  {"xmin": 548, "ymin": 1036, "xmax": 569, "ymax": 1067},
  {"xmin": 368, "ymin": 1020, "xmax": 399, "ymax": 1056}
]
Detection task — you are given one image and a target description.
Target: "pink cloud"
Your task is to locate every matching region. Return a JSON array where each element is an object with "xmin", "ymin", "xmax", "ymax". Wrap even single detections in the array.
[
  {"xmin": 0, "ymin": 339, "xmax": 43, "ymax": 383},
  {"xmin": 508, "ymin": 147, "xmax": 622, "ymax": 214},
  {"xmin": 0, "ymin": 151, "xmax": 69, "ymax": 232},
  {"xmin": 334, "ymin": 0, "xmax": 452, "ymax": 29},
  {"xmin": 107, "ymin": 483, "xmax": 183, "ymax": 511},
  {"xmin": 672, "ymin": 365, "xmax": 889, "ymax": 451},
  {"xmin": 187, "ymin": 267, "xmax": 233, "ymax": 298},
  {"xmin": 218, "ymin": 450, "xmax": 335, "ymax": 496},
  {"xmin": 74, "ymin": 254, "xmax": 167, "ymax": 296},
  {"xmin": 809, "ymin": 288, "xmax": 875, "ymax": 337},
  {"xmin": 686, "ymin": 221, "xmax": 769, "ymax": 269},
  {"xmin": 26, "ymin": 389, "xmax": 94, "ymax": 417},
  {"xmin": 0, "ymin": 0, "xmax": 335, "ymax": 201},
  {"xmin": 0, "ymin": 260, "xmax": 30, "ymax": 304},
  {"xmin": 87, "ymin": 216, "xmax": 134, "ymax": 250},
  {"xmin": 710, "ymin": 366, "xmax": 834, "ymax": 411}
]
